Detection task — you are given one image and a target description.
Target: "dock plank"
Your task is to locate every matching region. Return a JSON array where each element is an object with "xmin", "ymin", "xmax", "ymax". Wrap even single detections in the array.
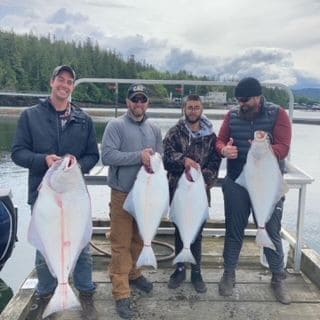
[{"xmin": 3, "ymin": 234, "xmax": 320, "ymax": 320}]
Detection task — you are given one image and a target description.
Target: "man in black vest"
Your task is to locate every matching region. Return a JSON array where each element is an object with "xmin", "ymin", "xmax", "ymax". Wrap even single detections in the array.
[{"xmin": 216, "ymin": 77, "xmax": 292, "ymax": 304}]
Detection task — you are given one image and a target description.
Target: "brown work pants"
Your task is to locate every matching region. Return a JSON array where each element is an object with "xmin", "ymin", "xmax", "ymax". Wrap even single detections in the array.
[{"xmin": 109, "ymin": 189, "xmax": 143, "ymax": 300}]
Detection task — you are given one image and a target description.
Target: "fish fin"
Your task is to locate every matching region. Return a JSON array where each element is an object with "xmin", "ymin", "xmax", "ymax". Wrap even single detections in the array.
[
  {"xmin": 204, "ymin": 207, "xmax": 210, "ymax": 220},
  {"xmin": 256, "ymin": 229, "xmax": 276, "ymax": 251},
  {"xmin": 136, "ymin": 245, "xmax": 157, "ymax": 269},
  {"xmin": 123, "ymin": 191, "xmax": 136, "ymax": 218},
  {"xmin": 235, "ymin": 170, "xmax": 247, "ymax": 188},
  {"xmin": 208, "ymin": 207, "xmax": 214, "ymax": 220},
  {"xmin": 283, "ymin": 181, "xmax": 289, "ymax": 194},
  {"xmin": 42, "ymin": 283, "xmax": 80, "ymax": 318},
  {"xmin": 161, "ymin": 203, "xmax": 170, "ymax": 220},
  {"xmin": 173, "ymin": 248, "xmax": 196, "ymax": 265}
]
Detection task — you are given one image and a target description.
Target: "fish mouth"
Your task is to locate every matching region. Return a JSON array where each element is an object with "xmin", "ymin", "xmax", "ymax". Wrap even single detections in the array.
[
  {"xmin": 61, "ymin": 155, "xmax": 76, "ymax": 171},
  {"xmin": 254, "ymin": 130, "xmax": 267, "ymax": 141},
  {"xmin": 65, "ymin": 155, "xmax": 76, "ymax": 170},
  {"xmin": 144, "ymin": 165, "xmax": 154, "ymax": 174}
]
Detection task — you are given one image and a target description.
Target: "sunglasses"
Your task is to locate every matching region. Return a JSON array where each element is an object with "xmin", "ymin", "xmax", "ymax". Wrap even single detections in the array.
[
  {"xmin": 236, "ymin": 97, "xmax": 251, "ymax": 103},
  {"xmin": 130, "ymin": 95, "xmax": 148, "ymax": 103}
]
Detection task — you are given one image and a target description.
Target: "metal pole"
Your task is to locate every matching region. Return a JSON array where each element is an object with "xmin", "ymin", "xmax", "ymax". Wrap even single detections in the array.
[
  {"xmin": 294, "ymin": 185, "xmax": 307, "ymax": 272},
  {"xmin": 115, "ymin": 83, "xmax": 119, "ymax": 118}
]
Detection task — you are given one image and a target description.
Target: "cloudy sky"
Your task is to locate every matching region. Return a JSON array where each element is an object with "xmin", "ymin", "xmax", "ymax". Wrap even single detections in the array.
[{"xmin": 1, "ymin": 0, "xmax": 320, "ymax": 88}]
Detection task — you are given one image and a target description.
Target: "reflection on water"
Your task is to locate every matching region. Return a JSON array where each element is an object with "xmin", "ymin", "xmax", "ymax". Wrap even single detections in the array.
[{"xmin": 1, "ymin": 115, "xmax": 320, "ymax": 293}]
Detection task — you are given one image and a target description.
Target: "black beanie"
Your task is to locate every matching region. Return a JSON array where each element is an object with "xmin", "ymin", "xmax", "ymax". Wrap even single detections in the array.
[{"xmin": 234, "ymin": 77, "xmax": 262, "ymax": 97}]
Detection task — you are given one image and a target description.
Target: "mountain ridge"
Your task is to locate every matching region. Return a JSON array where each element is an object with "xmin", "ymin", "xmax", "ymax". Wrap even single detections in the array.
[{"xmin": 292, "ymin": 88, "xmax": 320, "ymax": 101}]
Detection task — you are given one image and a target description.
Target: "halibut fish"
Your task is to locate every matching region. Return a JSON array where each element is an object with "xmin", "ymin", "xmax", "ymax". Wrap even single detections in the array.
[
  {"xmin": 123, "ymin": 153, "xmax": 169, "ymax": 269},
  {"xmin": 235, "ymin": 130, "xmax": 287, "ymax": 250},
  {"xmin": 169, "ymin": 167, "xmax": 209, "ymax": 264},
  {"xmin": 28, "ymin": 155, "xmax": 92, "ymax": 318}
]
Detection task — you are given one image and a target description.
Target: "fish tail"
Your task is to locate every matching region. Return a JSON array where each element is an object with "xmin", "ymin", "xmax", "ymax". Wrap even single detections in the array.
[
  {"xmin": 42, "ymin": 283, "xmax": 80, "ymax": 318},
  {"xmin": 173, "ymin": 247, "xmax": 196, "ymax": 265},
  {"xmin": 136, "ymin": 245, "xmax": 157, "ymax": 269},
  {"xmin": 256, "ymin": 228, "xmax": 276, "ymax": 251}
]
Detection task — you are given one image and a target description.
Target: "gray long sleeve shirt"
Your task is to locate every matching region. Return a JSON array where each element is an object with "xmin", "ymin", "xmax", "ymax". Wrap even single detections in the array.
[{"xmin": 101, "ymin": 111, "xmax": 163, "ymax": 193}]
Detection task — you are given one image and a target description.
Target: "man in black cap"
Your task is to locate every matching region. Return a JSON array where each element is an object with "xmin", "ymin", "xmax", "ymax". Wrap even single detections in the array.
[
  {"xmin": 12, "ymin": 65, "xmax": 99, "ymax": 319},
  {"xmin": 101, "ymin": 83, "xmax": 162, "ymax": 319},
  {"xmin": 216, "ymin": 77, "xmax": 292, "ymax": 304}
]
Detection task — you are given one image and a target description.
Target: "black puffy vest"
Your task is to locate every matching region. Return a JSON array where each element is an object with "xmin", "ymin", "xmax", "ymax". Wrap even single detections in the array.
[{"xmin": 227, "ymin": 102, "xmax": 281, "ymax": 180}]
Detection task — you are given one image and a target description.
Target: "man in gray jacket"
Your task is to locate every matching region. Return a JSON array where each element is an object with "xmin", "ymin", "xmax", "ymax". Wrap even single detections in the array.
[{"xmin": 101, "ymin": 84, "xmax": 162, "ymax": 319}]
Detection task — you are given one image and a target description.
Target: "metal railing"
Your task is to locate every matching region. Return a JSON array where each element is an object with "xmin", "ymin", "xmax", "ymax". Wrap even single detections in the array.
[{"xmin": 85, "ymin": 160, "xmax": 314, "ymax": 272}]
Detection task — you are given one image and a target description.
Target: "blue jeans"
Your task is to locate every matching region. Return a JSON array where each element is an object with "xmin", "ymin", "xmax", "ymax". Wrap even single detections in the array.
[
  {"xmin": 222, "ymin": 176, "xmax": 284, "ymax": 274},
  {"xmin": 35, "ymin": 244, "xmax": 96, "ymax": 296}
]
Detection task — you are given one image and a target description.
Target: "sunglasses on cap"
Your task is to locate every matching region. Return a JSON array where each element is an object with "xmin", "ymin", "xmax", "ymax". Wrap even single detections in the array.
[
  {"xmin": 236, "ymin": 97, "xmax": 252, "ymax": 103},
  {"xmin": 130, "ymin": 95, "xmax": 148, "ymax": 103}
]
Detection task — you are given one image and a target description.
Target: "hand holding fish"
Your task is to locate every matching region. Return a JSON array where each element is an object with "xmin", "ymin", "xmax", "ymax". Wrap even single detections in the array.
[
  {"xmin": 141, "ymin": 148, "xmax": 154, "ymax": 170},
  {"xmin": 184, "ymin": 157, "xmax": 200, "ymax": 182},
  {"xmin": 222, "ymin": 138, "xmax": 238, "ymax": 159},
  {"xmin": 45, "ymin": 154, "xmax": 62, "ymax": 167}
]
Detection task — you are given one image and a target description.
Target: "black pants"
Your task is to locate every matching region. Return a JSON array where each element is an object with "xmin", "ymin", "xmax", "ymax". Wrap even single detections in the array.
[{"xmin": 222, "ymin": 176, "xmax": 285, "ymax": 273}]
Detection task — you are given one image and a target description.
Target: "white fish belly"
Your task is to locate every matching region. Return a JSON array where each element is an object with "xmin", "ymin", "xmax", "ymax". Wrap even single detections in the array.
[
  {"xmin": 130, "ymin": 171, "xmax": 169, "ymax": 244},
  {"xmin": 123, "ymin": 155, "xmax": 169, "ymax": 268},
  {"xmin": 28, "ymin": 167, "xmax": 92, "ymax": 283},
  {"xmin": 235, "ymin": 135, "xmax": 285, "ymax": 250},
  {"xmin": 170, "ymin": 172, "xmax": 208, "ymax": 250},
  {"xmin": 243, "ymin": 148, "xmax": 284, "ymax": 227}
]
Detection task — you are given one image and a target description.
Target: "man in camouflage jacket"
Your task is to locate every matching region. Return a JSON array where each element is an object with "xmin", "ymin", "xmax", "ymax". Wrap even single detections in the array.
[{"xmin": 163, "ymin": 94, "xmax": 221, "ymax": 293}]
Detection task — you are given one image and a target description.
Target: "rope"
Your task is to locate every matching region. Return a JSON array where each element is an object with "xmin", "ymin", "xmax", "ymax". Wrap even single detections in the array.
[{"xmin": 90, "ymin": 239, "xmax": 175, "ymax": 262}]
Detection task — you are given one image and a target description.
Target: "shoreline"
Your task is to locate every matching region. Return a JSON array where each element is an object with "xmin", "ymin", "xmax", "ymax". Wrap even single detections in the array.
[{"xmin": 1, "ymin": 106, "xmax": 320, "ymax": 124}]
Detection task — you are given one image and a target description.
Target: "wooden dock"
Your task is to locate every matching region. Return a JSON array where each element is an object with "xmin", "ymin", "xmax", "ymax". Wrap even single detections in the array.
[{"xmin": 2, "ymin": 234, "xmax": 320, "ymax": 320}]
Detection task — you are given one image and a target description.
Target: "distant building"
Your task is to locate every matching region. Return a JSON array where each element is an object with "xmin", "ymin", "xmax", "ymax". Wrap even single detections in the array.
[{"xmin": 202, "ymin": 91, "xmax": 227, "ymax": 104}]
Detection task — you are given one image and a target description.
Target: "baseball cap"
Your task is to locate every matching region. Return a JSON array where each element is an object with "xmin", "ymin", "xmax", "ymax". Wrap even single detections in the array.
[
  {"xmin": 51, "ymin": 65, "xmax": 76, "ymax": 80},
  {"xmin": 234, "ymin": 77, "xmax": 262, "ymax": 98},
  {"xmin": 127, "ymin": 84, "xmax": 149, "ymax": 99}
]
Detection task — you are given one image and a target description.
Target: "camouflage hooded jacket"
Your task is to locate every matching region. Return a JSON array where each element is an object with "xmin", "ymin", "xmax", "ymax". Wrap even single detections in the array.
[{"xmin": 163, "ymin": 117, "xmax": 221, "ymax": 203}]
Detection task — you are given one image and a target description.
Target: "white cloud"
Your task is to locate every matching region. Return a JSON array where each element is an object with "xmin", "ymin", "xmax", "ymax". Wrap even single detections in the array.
[{"xmin": 0, "ymin": 0, "xmax": 319, "ymax": 88}]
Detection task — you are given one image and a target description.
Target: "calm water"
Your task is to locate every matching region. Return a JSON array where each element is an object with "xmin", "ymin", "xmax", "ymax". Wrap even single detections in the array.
[{"xmin": 0, "ymin": 112, "xmax": 320, "ymax": 293}]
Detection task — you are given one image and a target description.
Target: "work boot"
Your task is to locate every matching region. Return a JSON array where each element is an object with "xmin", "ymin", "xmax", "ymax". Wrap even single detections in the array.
[
  {"xmin": 129, "ymin": 275, "xmax": 153, "ymax": 293},
  {"xmin": 271, "ymin": 272, "xmax": 292, "ymax": 305},
  {"xmin": 79, "ymin": 292, "xmax": 98, "ymax": 320},
  {"xmin": 168, "ymin": 266, "xmax": 186, "ymax": 289},
  {"xmin": 191, "ymin": 271, "xmax": 207, "ymax": 293},
  {"xmin": 26, "ymin": 292, "xmax": 53, "ymax": 320},
  {"xmin": 115, "ymin": 298, "xmax": 136, "ymax": 319},
  {"xmin": 218, "ymin": 270, "xmax": 235, "ymax": 296}
]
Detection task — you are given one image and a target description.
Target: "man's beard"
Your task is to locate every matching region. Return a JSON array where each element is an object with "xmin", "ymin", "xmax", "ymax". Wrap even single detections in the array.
[
  {"xmin": 185, "ymin": 114, "xmax": 201, "ymax": 124},
  {"xmin": 239, "ymin": 105, "xmax": 259, "ymax": 121}
]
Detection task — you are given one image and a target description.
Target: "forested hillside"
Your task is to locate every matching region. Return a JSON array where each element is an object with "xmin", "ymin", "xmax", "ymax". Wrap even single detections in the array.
[{"xmin": 0, "ymin": 30, "xmax": 291, "ymax": 106}]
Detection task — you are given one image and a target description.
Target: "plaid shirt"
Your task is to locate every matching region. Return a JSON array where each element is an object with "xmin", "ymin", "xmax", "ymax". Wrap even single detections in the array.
[{"xmin": 163, "ymin": 118, "xmax": 221, "ymax": 203}]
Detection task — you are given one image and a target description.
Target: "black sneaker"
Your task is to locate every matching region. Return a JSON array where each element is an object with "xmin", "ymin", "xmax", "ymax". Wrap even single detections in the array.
[
  {"xmin": 79, "ymin": 292, "xmax": 98, "ymax": 320},
  {"xmin": 129, "ymin": 275, "xmax": 153, "ymax": 293},
  {"xmin": 168, "ymin": 267, "xmax": 186, "ymax": 289},
  {"xmin": 115, "ymin": 298, "xmax": 136, "ymax": 319},
  {"xmin": 191, "ymin": 272, "xmax": 207, "ymax": 293}
]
